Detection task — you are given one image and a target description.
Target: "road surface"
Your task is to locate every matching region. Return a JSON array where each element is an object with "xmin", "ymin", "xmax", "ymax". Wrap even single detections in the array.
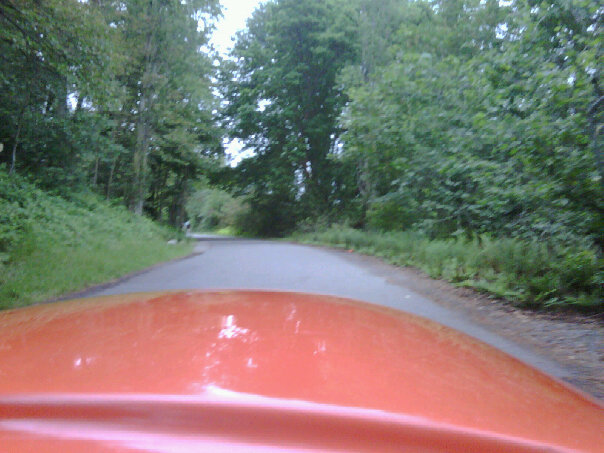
[{"xmin": 82, "ymin": 237, "xmax": 574, "ymax": 381}]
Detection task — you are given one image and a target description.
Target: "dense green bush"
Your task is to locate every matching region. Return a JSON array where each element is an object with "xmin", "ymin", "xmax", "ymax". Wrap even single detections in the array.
[{"xmin": 293, "ymin": 226, "xmax": 603, "ymax": 311}]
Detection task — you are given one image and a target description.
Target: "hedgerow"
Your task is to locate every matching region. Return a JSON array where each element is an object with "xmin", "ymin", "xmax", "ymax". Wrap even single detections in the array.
[{"xmin": 293, "ymin": 226, "xmax": 603, "ymax": 311}]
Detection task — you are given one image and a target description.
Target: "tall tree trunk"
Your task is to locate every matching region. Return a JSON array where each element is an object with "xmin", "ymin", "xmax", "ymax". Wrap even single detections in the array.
[
  {"xmin": 132, "ymin": 90, "xmax": 149, "ymax": 215},
  {"xmin": 106, "ymin": 155, "xmax": 118, "ymax": 200},
  {"xmin": 169, "ymin": 177, "xmax": 187, "ymax": 228},
  {"xmin": 131, "ymin": 2, "xmax": 159, "ymax": 215},
  {"xmin": 106, "ymin": 124, "xmax": 119, "ymax": 200},
  {"xmin": 75, "ymin": 93, "xmax": 84, "ymax": 112},
  {"xmin": 92, "ymin": 156, "xmax": 99, "ymax": 187},
  {"xmin": 9, "ymin": 108, "xmax": 25, "ymax": 175},
  {"xmin": 588, "ymin": 77, "xmax": 603, "ymax": 190},
  {"xmin": 56, "ymin": 78, "xmax": 69, "ymax": 117}
]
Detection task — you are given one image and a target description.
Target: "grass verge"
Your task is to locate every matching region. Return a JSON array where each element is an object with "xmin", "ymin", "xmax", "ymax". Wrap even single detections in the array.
[
  {"xmin": 291, "ymin": 227, "xmax": 602, "ymax": 312},
  {"xmin": 1, "ymin": 171, "xmax": 193, "ymax": 310}
]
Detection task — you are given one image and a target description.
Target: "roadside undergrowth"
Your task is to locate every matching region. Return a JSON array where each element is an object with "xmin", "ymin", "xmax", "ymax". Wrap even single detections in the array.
[
  {"xmin": 292, "ymin": 227, "xmax": 602, "ymax": 312},
  {"xmin": 0, "ymin": 171, "xmax": 192, "ymax": 309}
]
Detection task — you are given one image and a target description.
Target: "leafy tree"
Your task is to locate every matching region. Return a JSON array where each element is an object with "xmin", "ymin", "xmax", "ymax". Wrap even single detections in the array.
[
  {"xmin": 113, "ymin": 0, "xmax": 221, "ymax": 220},
  {"xmin": 1, "ymin": 0, "xmax": 223, "ymax": 227},
  {"xmin": 0, "ymin": 0, "xmax": 108, "ymax": 181},
  {"xmin": 221, "ymin": 0, "xmax": 356, "ymax": 234},
  {"xmin": 338, "ymin": 0, "xmax": 603, "ymax": 244}
]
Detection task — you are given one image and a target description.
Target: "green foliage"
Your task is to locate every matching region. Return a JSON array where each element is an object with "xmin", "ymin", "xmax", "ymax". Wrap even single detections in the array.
[
  {"xmin": 221, "ymin": 0, "xmax": 357, "ymax": 233},
  {"xmin": 0, "ymin": 169, "xmax": 191, "ymax": 309},
  {"xmin": 366, "ymin": 193, "xmax": 417, "ymax": 231},
  {"xmin": 186, "ymin": 188, "xmax": 249, "ymax": 232},
  {"xmin": 294, "ymin": 226, "xmax": 603, "ymax": 311},
  {"xmin": 339, "ymin": 0, "xmax": 603, "ymax": 245},
  {"xmin": 0, "ymin": 0, "xmax": 223, "ymax": 227},
  {"xmin": 221, "ymin": 0, "xmax": 602, "ymax": 247},
  {"xmin": 118, "ymin": 0, "xmax": 223, "ymax": 220}
]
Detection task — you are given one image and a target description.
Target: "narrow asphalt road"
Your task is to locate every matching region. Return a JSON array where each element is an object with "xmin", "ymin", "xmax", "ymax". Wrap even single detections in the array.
[{"xmin": 82, "ymin": 237, "xmax": 574, "ymax": 382}]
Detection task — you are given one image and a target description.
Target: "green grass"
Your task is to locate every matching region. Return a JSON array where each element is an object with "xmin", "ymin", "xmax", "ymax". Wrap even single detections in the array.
[
  {"xmin": 0, "ymin": 171, "xmax": 193, "ymax": 309},
  {"xmin": 291, "ymin": 227, "xmax": 603, "ymax": 312},
  {"xmin": 0, "ymin": 236, "xmax": 191, "ymax": 309}
]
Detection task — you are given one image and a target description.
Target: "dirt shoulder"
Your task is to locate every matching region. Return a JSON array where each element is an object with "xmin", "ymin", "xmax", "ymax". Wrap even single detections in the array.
[{"xmin": 326, "ymin": 246, "xmax": 604, "ymax": 400}]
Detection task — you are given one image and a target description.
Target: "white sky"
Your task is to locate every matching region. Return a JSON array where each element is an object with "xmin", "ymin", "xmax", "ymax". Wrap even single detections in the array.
[
  {"xmin": 210, "ymin": 0, "xmax": 265, "ymax": 165},
  {"xmin": 211, "ymin": 0, "xmax": 266, "ymax": 56}
]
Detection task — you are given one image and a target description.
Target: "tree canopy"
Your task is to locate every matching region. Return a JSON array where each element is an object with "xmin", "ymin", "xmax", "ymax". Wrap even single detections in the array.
[
  {"xmin": 2, "ymin": 0, "xmax": 602, "ymax": 245},
  {"xmin": 219, "ymin": 0, "xmax": 357, "ymax": 235},
  {"xmin": 220, "ymin": 0, "xmax": 602, "ymax": 244},
  {"xmin": 0, "ymin": 0, "xmax": 222, "ymax": 226}
]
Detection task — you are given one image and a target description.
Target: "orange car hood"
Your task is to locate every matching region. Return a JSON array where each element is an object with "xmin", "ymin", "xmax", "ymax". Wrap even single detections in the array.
[{"xmin": 0, "ymin": 290, "xmax": 601, "ymax": 452}]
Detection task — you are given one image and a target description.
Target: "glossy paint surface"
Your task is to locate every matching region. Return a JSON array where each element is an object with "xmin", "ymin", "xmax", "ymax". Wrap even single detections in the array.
[{"xmin": 0, "ymin": 291, "xmax": 602, "ymax": 452}]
